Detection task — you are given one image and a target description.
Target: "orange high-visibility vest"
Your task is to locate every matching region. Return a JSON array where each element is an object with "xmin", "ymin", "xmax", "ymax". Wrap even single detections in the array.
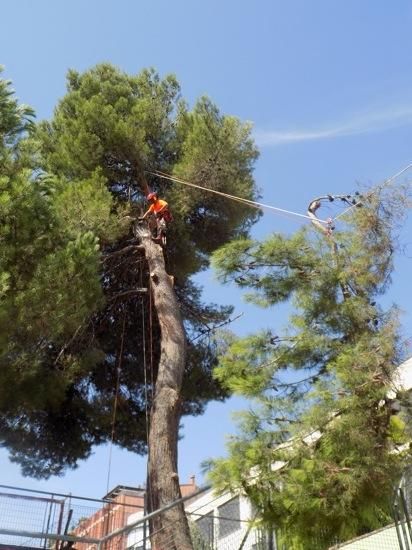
[{"xmin": 148, "ymin": 199, "xmax": 168, "ymax": 213}]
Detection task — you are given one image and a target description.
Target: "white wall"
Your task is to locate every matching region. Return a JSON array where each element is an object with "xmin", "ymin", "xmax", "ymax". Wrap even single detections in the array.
[
  {"xmin": 329, "ymin": 523, "xmax": 410, "ymax": 549},
  {"xmin": 126, "ymin": 510, "xmax": 150, "ymax": 549},
  {"xmin": 185, "ymin": 488, "xmax": 261, "ymax": 550}
]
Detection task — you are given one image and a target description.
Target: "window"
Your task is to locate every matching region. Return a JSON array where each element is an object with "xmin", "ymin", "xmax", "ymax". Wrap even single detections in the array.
[
  {"xmin": 195, "ymin": 511, "xmax": 214, "ymax": 546},
  {"xmin": 218, "ymin": 496, "xmax": 240, "ymax": 538}
]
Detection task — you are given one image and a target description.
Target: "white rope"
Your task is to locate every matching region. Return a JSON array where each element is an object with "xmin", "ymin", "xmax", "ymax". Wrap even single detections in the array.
[
  {"xmin": 334, "ymin": 161, "xmax": 412, "ymax": 221},
  {"xmin": 146, "ymin": 170, "xmax": 329, "ymax": 224},
  {"xmin": 384, "ymin": 162, "xmax": 412, "ymax": 185}
]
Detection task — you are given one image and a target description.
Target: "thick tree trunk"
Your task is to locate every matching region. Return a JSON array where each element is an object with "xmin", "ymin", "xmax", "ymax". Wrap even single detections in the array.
[{"xmin": 137, "ymin": 226, "xmax": 193, "ymax": 550}]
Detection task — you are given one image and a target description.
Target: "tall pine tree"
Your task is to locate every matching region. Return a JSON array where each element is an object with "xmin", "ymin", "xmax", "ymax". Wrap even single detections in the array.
[
  {"xmin": 0, "ymin": 68, "xmax": 106, "ymax": 475},
  {"xmin": 0, "ymin": 64, "xmax": 259, "ymax": 483},
  {"xmin": 208, "ymin": 183, "xmax": 412, "ymax": 548}
]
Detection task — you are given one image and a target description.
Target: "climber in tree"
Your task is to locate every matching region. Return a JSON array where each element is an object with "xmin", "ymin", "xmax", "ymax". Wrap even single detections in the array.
[{"xmin": 140, "ymin": 192, "xmax": 173, "ymax": 242}]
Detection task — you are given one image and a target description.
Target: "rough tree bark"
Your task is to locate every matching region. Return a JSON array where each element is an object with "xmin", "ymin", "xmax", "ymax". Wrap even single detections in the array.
[{"xmin": 136, "ymin": 224, "xmax": 193, "ymax": 550}]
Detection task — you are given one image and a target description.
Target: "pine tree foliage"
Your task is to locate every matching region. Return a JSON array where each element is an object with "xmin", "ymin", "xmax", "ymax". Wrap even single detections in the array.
[
  {"xmin": 37, "ymin": 65, "xmax": 259, "ymax": 278},
  {"xmin": 0, "ymin": 67, "xmax": 34, "ymax": 150},
  {"xmin": 208, "ymin": 185, "xmax": 412, "ymax": 548},
  {"xmin": 0, "ymin": 70, "xmax": 107, "ymax": 476},
  {"xmin": 0, "ymin": 65, "xmax": 260, "ymax": 477}
]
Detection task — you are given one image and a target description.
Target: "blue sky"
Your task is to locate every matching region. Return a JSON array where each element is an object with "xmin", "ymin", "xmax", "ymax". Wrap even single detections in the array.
[{"xmin": 1, "ymin": 0, "xmax": 412, "ymax": 499}]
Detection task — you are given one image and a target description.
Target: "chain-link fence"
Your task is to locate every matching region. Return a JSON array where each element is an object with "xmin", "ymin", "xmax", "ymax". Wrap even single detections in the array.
[
  {"xmin": 116, "ymin": 491, "xmax": 275, "ymax": 550},
  {"xmin": 0, "ymin": 489, "xmax": 67, "ymax": 549},
  {"xmin": 326, "ymin": 483, "xmax": 412, "ymax": 549},
  {"xmin": 0, "ymin": 484, "xmax": 144, "ymax": 550},
  {"xmin": 3, "ymin": 483, "xmax": 412, "ymax": 550},
  {"xmin": 328, "ymin": 523, "xmax": 410, "ymax": 549},
  {"xmin": 126, "ymin": 510, "xmax": 272, "ymax": 550},
  {"xmin": 185, "ymin": 493, "xmax": 273, "ymax": 550}
]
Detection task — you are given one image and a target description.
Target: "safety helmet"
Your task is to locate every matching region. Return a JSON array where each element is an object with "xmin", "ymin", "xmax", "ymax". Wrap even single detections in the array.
[{"xmin": 147, "ymin": 192, "xmax": 158, "ymax": 201}]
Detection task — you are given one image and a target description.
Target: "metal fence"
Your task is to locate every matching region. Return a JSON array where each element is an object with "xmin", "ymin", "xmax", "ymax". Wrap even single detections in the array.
[
  {"xmin": 0, "ymin": 484, "xmax": 274, "ymax": 550},
  {"xmin": 328, "ymin": 523, "xmax": 410, "ymax": 549},
  {"xmin": 329, "ymin": 481, "xmax": 412, "ymax": 550},
  {"xmin": 2, "ymin": 483, "xmax": 412, "ymax": 550},
  {"xmin": 186, "ymin": 495, "xmax": 273, "ymax": 550},
  {"xmin": 127, "ymin": 509, "xmax": 273, "ymax": 550},
  {"xmin": 0, "ymin": 484, "xmax": 143, "ymax": 550},
  {"xmin": 108, "ymin": 488, "xmax": 275, "ymax": 550}
]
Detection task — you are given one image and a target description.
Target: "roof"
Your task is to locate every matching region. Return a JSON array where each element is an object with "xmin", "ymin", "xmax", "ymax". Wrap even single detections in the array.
[{"xmin": 103, "ymin": 485, "xmax": 145, "ymax": 500}]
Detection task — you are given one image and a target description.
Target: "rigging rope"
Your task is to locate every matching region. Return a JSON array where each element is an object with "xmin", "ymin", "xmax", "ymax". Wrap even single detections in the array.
[
  {"xmin": 147, "ymin": 161, "xmax": 412, "ymax": 228},
  {"xmin": 142, "ymin": 284, "xmax": 150, "ymax": 448},
  {"xmin": 334, "ymin": 161, "xmax": 412, "ymax": 221},
  {"xmin": 106, "ymin": 311, "xmax": 126, "ymax": 494},
  {"xmin": 146, "ymin": 274, "xmax": 155, "ymax": 513},
  {"xmin": 149, "ymin": 277, "xmax": 154, "ymax": 394},
  {"xmin": 145, "ymin": 170, "xmax": 329, "ymax": 224}
]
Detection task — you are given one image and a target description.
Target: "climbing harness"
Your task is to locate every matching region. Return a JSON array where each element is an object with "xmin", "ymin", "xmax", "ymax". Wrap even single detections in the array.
[{"xmin": 155, "ymin": 210, "xmax": 172, "ymax": 247}]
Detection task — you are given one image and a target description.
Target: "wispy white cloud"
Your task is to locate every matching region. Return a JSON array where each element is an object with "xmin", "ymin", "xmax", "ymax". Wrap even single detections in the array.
[{"xmin": 254, "ymin": 105, "xmax": 412, "ymax": 147}]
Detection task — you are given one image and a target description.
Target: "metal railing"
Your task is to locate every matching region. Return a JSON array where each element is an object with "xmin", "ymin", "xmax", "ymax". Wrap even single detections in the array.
[
  {"xmin": 329, "ymin": 522, "xmax": 410, "ymax": 549},
  {"xmin": 0, "ymin": 484, "xmax": 143, "ymax": 550},
  {"xmin": 123, "ymin": 488, "xmax": 275, "ymax": 550},
  {"xmin": 0, "ymin": 484, "xmax": 274, "ymax": 550}
]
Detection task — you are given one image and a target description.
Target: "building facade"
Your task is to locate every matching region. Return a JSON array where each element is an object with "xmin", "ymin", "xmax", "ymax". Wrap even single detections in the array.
[
  {"xmin": 125, "ymin": 486, "xmax": 275, "ymax": 550},
  {"xmin": 73, "ymin": 478, "xmax": 198, "ymax": 550}
]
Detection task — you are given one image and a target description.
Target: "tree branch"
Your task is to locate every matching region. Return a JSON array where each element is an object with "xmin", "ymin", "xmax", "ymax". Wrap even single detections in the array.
[
  {"xmin": 102, "ymin": 244, "xmax": 144, "ymax": 262},
  {"xmin": 109, "ymin": 289, "xmax": 148, "ymax": 301}
]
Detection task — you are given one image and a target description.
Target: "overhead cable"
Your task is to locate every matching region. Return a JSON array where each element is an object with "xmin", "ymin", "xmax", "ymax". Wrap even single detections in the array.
[
  {"xmin": 145, "ymin": 170, "xmax": 329, "ymax": 224},
  {"xmin": 334, "ymin": 161, "xmax": 412, "ymax": 221}
]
